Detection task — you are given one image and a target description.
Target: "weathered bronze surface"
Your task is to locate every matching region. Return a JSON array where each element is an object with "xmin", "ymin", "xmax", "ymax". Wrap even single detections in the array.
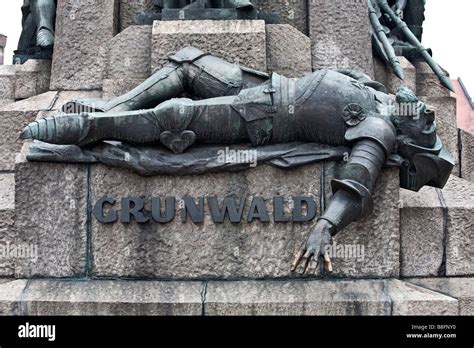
[
  {"xmin": 20, "ymin": 47, "xmax": 454, "ymax": 274},
  {"xmin": 136, "ymin": 0, "xmax": 269, "ymax": 23},
  {"xmin": 370, "ymin": 0, "xmax": 454, "ymax": 91},
  {"xmin": 14, "ymin": 0, "xmax": 56, "ymax": 64}
]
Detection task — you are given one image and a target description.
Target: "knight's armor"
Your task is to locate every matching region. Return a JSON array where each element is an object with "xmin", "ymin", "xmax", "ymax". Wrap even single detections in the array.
[
  {"xmin": 19, "ymin": 0, "xmax": 56, "ymax": 48},
  {"xmin": 21, "ymin": 47, "xmax": 454, "ymax": 236}
]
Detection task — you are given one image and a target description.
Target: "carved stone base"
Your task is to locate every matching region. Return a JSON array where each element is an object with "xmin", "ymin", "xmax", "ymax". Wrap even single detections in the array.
[{"xmin": 14, "ymin": 139, "xmax": 400, "ymax": 279}]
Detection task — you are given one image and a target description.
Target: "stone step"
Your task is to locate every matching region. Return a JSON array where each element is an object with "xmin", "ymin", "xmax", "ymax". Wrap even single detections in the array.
[
  {"xmin": 400, "ymin": 175, "xmax": 474, "ymax": 277},
  {"xmin": 407, "ymin": 277, "xmax": 474, "ymax": 316},
  {"xmin": 0, "ymin": 61, "xmax": 52, "ymax": 103},
  {"xmin": 0, "ymin": 65, "xmax": 16, "ymax": 102},
  {"xmin": 0, "ymin": 278, "xmax": 461, "ymax": 316}
]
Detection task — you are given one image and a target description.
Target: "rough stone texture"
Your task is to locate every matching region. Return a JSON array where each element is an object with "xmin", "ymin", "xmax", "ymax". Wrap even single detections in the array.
[
  {"xmin": 50, "ymin": 0, "xmax": 120, "ymax": 90},
  {"xmin": 105, "ymin": 26, "xmax": 152, "ymax": 81},
  {"xmin": 91, "ymin": 163, "xmax": 321, "ymax": 279},
  {"xmin": 0, "ymin": 91, "xmax": 58, "ymax": 170},
  {"xmin": 460, "ymin": 129, "xmax": 474, "ymax": 183},
  {"xmin": 21, "ymin": 280, "xmax": 203, "ymax": 316},
  {"xmin": 0, "ymin": 99, "xmax": 14, "ymax": 107},
  {"xmin": 120, "ymin": 0, "xmax": 156, "ymax": 31},
  {"xmin": 205, "ymin": 279, "xmax": 457, "ymax": 316},
  {"xmin": 0, "ymin": 279, "xmax": 27, "ymax": 315},
  {"xmin": 265, "ymin": 24, "xmax": 311, "ymax": 78},
  {"xmin": 151, "ymin": 20, "xmax": 267, "ymax": 73},
  {"xmin": 14, "ymin": 142, "xmax": 88, "ymax": 278},
  {"xmin": 309, "ymin": 0, "xmax": 374, "ymax": 77},
  {"xmin": 408, "ymin": 278, "xmax": 474, "ymax": 315},
  {"xmin": 205, "ymin": 279, "xmax": 391, "ymax": 315},
  {"xmin": 15, "ymin": 60, "xmax": 51, "ymax": 100},
  {"xmin": 399, "ymin": 186, "xmax": 444, "ymax": 277},
  {"xmin": 373, "ymin": 56, "xmax": 388, "ymax": 88},
  {"xmin": 103, "ymin": 78, "xmax": 147, "ymax": 99},
  {"xmin": 414, "ymin": 61, "xmax": 451, "ymax": 97},
  {"xmin": 387, "ymin": 57, "xmax": 417, "ymax": 95},
  {"xmin": 439, "ymin": 175, "xmax": 474, "ymax": 276},
  {"xmin": 0, "ymin": 174, "xmax": 15, "ymax": 277},
  {"xmin": 387, "ymin": 280, "xmax": 458, "ymax": 315},
  {"xmin": 253, "ymin": 0, "xmax": 308, "ymax": 35},
  {"xmin": 90, "ymin": 162, "xmax": 399, "ymax": 279},
  {"xmin": 423, "ymin": 96, "xmax": 458, "ymax": 173},
  {"xmin": 103, "ymin": 25, "xmax": 152, "ymax": 97},
  {"xmin": 0, "ymin": 65, "xmax": 16, "ymax": 101},
  {"xmin": 327, "ymin": 166, "xmax": 400, "ymax": 278},
  {"xmin": 53, "ymin": 90, "xmax": 103, "ymax": 111}
]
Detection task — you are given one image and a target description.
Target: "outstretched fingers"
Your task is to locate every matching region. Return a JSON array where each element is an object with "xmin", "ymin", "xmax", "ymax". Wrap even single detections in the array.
[{"xmin": 291, "ymin": 247, "xmax": 305, "ymax": 272}]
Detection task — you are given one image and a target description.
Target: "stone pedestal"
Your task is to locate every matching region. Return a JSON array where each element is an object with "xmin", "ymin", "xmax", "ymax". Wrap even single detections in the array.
[
  {"xmin": 266, "ymin": 24, "xmax": 312, "ymax": 78},
  {"xmin": 0, "ymin": 66, "xmax": 16, "ymax": 102},
  {"xmin": 309, "ymin": 0, "xmax": 374, "ymax": 77},
  {"xmin": 50, "ymin": 0, "xmax": 120, "ymax": 90},
  {"xmin": 15, "ymin": 60, "xmax": 51, "ymax": 100},
  {"xmin": 0, "ymin": 92, "xmax": 58, "ymax": 171},
  {"xmin": 0, "ymin": 174, "xmax": 15, "ymax": 277},
  {"xmin": 400, "ymin": 186, "xmax": 445, "ymax": 277},
  {"xmin": 9, "ymin": 91, "xmax": 101, "ymax": 278},
  {"xmin": 152, "ymin": 20, "xmax": 267, "ymax": 72},
  {"xmin": 439, "ymin": 176, "xmax": 474, "ymax": 276},
  {"xmin": 460, "ymin": 130, "xmax": 474, "ymax": 183},
  {"xmin": 408, "ymin": 278, "xmax": 474, "ymax": 315},
  {"xmin": 103, "ymin": 25, "xmax": 153, "ymax": 97},
  {"xmin": 253, "ymin": 0, "xmax": 308, "ymax": 35},
  {"xmin": 400, "ymin": 175, "xmax": 474, "ymax": 278},
  {"xmin": 15, "ymin": 142, "xmax": 400, "ymax": 279},
  {"xmin": 414, "ymin": 61, "xmax": 451, "ymax": 97},
  {"xmin": 119, "ymin": 0, "xmax": 156, "ymax": 31}
]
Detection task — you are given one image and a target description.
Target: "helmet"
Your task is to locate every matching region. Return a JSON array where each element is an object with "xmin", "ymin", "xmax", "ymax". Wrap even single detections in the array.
[{"xmin": 399, "ymin": 136, "xmax": 454, "ymax": 192}]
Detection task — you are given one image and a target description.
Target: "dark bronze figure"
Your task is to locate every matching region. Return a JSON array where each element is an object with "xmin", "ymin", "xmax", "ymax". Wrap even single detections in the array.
[
  {"xmin": 137, "ymin": 0, "xmax": 263, "ymax": 23},
  {"xmin": 370, "ymin": 0, "xmax": 454, "ymax": 92},
  {"xmin": 156, "ymin": 0, "xmax": 255, "ymax": 11},
  {"xmin": 20, "ymin": 47, "xmax": 454, "ymax": 274},
  {"xmin": 14, "ymin": 0, "xmax": 57, "ymax": 64}
]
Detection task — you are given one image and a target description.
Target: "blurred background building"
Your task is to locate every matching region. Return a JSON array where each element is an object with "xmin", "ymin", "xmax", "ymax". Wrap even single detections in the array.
[
  {"xmin": 452, "ymin": 78, "xmax": 474, "ymax": 133},
  {"xmin": 0, "ymin": 34, "xmax": 7, "ymax": 65}
]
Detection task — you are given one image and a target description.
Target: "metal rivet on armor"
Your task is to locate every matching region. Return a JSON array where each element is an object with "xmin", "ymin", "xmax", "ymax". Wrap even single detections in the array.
[{"xmin": 342, "ymin": 103, "xmax": 367, "ymax": 126}]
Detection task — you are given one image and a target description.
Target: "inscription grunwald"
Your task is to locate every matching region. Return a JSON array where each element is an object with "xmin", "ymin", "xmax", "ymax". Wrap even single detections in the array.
[{"xmin": 94, "ymin": 196, "xmax": 318, "ymax": 224}]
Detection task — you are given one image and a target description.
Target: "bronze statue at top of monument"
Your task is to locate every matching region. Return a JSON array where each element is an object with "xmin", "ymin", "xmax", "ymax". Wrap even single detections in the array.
[{"xmin": 14, "ymin": 0, "xmax": 56, "ymax": 64}]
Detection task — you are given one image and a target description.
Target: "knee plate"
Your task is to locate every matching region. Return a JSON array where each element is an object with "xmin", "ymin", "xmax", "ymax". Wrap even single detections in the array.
[
  {"xmin": 153, "ymin": 98, "xmax": 196, "ymax": 132},
  {"xmin": 169, "ymin": 46, "xmax": 268, "ymax": 99}
]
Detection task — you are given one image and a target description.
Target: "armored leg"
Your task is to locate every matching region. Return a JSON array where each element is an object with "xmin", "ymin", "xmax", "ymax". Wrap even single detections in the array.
[
  {"xmin": 31, "ymin": 0, "xmax": 56, "ymax": 47},
  {"xmin": 22, "ymin": 95, "xmax": 250, "ymax": 152},
  {"xmin": 65, "ymin": 47, "xmax": 269, "ymax": 113}
]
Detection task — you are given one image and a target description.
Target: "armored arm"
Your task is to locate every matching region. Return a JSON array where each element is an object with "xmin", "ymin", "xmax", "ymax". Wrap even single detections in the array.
[
  {"xmin": 394, "ymin": 0, "xmax": 407, "ymax": 17},
  {"xmin": 292, "ymin": 117, "xmax": 397, "ymax": 274},
  {"xmin": 321, "ymin": 117, "xmax": 396, "ymax": 233}
]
